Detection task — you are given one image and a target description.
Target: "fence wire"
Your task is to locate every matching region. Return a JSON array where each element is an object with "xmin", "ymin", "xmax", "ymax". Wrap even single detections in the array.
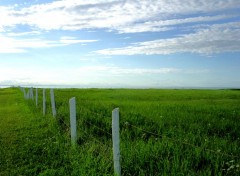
[
  {"xmin": 84, "ymin": 121, "xmax": 112, "ymax": 137},
  {"xmin": 126, "ymin": 122, "xmax": 239, "ymax": 159},
  {"xmin": 78, "ymin": 128, "xmax": 113, "ymax": 164},
  {"xmin": 20, "ymin": 87, "xmax": 240, "ymax": 163},
  {"xmin": 57, "ymin": 117, "xmax": 70, "ymax": 129}
]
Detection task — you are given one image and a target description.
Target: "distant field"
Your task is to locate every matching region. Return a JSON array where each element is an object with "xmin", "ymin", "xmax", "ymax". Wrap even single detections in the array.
[
  {"xmin": 48, "ymin": 89, "xmax": 240, "ymax": 175},
  {"xmin": 1, "ymin": 88, "xmax": 240, "ymax": 175}
]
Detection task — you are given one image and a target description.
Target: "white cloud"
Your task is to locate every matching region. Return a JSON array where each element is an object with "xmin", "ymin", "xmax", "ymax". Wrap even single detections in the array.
[
  {"xmin": 116, "ymin": 14, "xmax": 235, "ymax": 33},
  {"xmin": 59, "ymin": 36, "xmax": 98, "ymax": 44},
  {"xmin": 0, "ymin": 0, "xmax": 239, "ymax": 54},
  {"xmin": 74, "ymin": 66, "xmax": 180, "ymax": 75},
  {"xmin": 96, "ymin": 22, "xmax": 240, "ymax": 55},
  {"xmin": 0, "ymin": 6, "xmax": 20, "ymax": 28},
  {"xmin": 0, "ymin": 34, "xmax": 98, "ymax": 53},
  {"xmin": 0, "ymin": 0, "xmax": 239, "ymax": 33},
  {"xmin": 0, "ymin": 35, "xmax": 58, "ymax": 53},
  {"xmin": 6, "ymin": 31, "xmax": 42, "ymax": 37}
]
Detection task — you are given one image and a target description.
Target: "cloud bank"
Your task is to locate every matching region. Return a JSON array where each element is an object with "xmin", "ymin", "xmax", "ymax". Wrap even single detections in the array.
[
  {"xmin": 1, "ymin": 0, "xmax": 239, "ymax": 33},
  {"xmin": 0, "ymin": 0, "xmax": 239, "ymax": 54},
  {"xmin": 96, "ymin": 22, "xmax": 240, "ymax": 55}
]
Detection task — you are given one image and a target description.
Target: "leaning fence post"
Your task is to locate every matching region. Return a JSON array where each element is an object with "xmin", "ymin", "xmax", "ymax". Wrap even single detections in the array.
[
  {"xmin": 36, "ymin": 88, "xmax": 38, "ymax": 106},
  {"xmin": 50, "ymin": 89, "xmax": 56, "ymax": 117},
  {"xmin": 43, "ymin": 89, "xmax": 46, "ymax": 115},
  {"xmin": 112, "ymin": 108, "xmax": 121, "ymax": 176},
  {"xmin": 69, "ymin": 97, "xmax": 77, "ymax": 145}
]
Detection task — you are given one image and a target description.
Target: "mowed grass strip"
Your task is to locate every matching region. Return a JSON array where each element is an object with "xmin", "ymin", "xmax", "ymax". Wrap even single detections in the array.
[{"xmin": 0, "ymin": 88, "xmax": 70, "ymax": 176}]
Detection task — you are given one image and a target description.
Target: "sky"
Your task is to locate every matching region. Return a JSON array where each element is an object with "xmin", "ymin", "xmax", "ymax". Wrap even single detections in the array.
[{"xmin": 0, "ymin": 0, "xmax": 240, "ymax": 88}]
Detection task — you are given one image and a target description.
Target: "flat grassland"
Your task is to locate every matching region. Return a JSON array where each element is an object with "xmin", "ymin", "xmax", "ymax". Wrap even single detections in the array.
[{"xmin": 0, "ymin": 88, "xmax": 240, "ymax": 175}]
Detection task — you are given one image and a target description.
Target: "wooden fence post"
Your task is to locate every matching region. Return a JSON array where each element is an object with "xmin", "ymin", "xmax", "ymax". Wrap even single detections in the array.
[
  {"xmin": 50, "ymin": 89, "xmax": 56, "ymax": 117},
  {"xmin": 43, "ymin": 89, "xmax": 46, "ymax": 115},
  {"xmin": 69, "ymin": 97, "xmax": 77, "ymax": 145},
  {"xmin": 112, "ymin": 108, "xmax": 121, "ymax": 176}
]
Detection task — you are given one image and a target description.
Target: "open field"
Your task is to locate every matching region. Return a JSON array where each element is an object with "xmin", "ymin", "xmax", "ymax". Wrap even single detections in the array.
[{"xmin": 1, "ymin": 88, "xmax": 240, "ymax": 175}]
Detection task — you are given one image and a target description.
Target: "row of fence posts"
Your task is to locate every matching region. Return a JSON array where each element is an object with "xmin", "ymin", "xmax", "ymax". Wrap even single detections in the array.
[{"xmin": 19, "ymin": 87, "xmax": 121, "ymax": 176}]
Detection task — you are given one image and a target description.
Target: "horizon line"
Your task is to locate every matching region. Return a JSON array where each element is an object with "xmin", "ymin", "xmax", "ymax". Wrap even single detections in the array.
[{"xmin": 1, "ymin": 84, "xmax": 239, "ymax": 90}]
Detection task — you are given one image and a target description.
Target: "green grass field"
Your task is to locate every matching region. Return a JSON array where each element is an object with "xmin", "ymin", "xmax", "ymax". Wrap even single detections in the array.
[{"xmin": 0, "ymin": 88, "xmax": 240, "ymax": 175}]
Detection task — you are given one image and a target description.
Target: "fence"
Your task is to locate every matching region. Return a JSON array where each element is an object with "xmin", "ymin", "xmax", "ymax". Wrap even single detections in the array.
[
  {"xmin": 20, "ymin": 87, "xmax": 121, "ymax": 175},
  {"xmin": 19, "ymin": 87, "xmax": 239, "ymax": 176}
]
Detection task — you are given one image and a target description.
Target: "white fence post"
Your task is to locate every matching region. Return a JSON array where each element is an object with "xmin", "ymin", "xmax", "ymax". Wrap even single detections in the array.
[
  {"xmin": 112, "ymin": 108, "xmax": 121, "ymax": 176},
  {"xmin": 69, "ymin": 97, "xmax": 77, "ymax": 145},
  {"xmin": 32, "ymin": 87, "xmax": 34, "ymax": 100},
  {"xmin": 50, "ymin": 89, "xmax": 56, "ymax": 117},
  {"xmin": 43, "ymin": 89, "xmax": 46, "ymax": 115},
  {"xmin": 27, "ymin": 90, "xmax": 30, "ymax": 99},
  {"xmin": 23, "ymin": 88, "xmax": 26, "ymax": 99},
  {"xmin": 30, "ymin": 87, "xmax": 34, "ymax": 100},
  {"xmin": 29, "ymin": 88, "xmax": 31, "ymax": 99},
  {"xmin": 36, "ymin": 88, "xmax": 38, "ymax": 106}
]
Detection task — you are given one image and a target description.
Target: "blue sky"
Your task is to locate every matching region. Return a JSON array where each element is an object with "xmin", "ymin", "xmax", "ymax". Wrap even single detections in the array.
[{"xmin": 0, "ymin": 0, "xmax": 240, "ymax": 88}]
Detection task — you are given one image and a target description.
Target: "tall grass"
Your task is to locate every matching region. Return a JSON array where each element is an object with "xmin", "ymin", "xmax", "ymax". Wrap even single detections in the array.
[{"xmin": 23, "ymin": 89, "xmax": 240, "ymax": 175}]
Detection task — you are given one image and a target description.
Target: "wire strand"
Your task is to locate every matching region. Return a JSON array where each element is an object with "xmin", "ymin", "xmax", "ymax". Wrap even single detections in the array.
[
  {"xmin": 78, "ymin": 128, "xmax": 113, "ymax": 164},
  {"xmin": 58, "ymin": 117, "xmax": 70, "ymax": 129},
  {"xmin": 127, "ymin": 123, "xmax": 239, "ymax": 159},
  {"xmin": 84, "ymin": 121, "xmax": 112, "ymax": 136}
]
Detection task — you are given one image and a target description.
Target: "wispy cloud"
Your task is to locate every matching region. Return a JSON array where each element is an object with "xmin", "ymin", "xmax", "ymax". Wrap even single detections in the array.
[
  {"xmin": 74, "ymin": 66, "xmax": 180, "ymax": 75},
  {"xmin": 116, "ymin": 14, "xmax": 235, "ymax": 33},
  {"xmin": 0, "ymin": 34, "xmax": 98, "ymax": 53},
  {"xmin": 59, "ymin": 36, "xmax": 98, "ymax": 45},
  {"xmin": 1, "ymin": 0, "xmax": 239, "ymax": 54},
  {"xmin": 96, "ymin": 22, "xmax": 240, "ymax": 55},
  {"xmin": 6, "ymin": 31, "xmax": 42, "ymax": 37},
  {"xmin": 0, "ymin": 0, "xmax": 239, "ymax": 33},
  {"xmin": 0, "ymin": 35, "xmax": 54, "ymax": 53}
]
